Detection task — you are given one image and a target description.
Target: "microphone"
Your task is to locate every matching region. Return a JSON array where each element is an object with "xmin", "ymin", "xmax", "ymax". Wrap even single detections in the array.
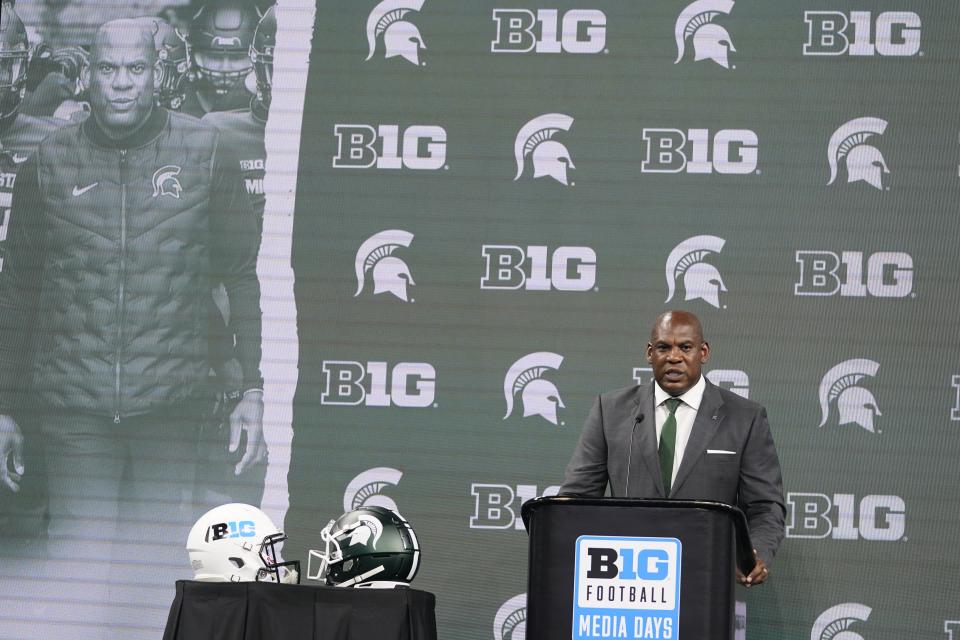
[{"xmin": 624, "ymin": 413, "xmax": 643, "ymax": 496}]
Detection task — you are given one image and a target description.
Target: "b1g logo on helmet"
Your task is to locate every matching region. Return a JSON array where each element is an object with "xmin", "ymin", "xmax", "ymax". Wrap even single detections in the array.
[
  {"xmin": 674, "ymin": 0, "xmax": 737, "ymax": 69},
  {"xmin": 321, "ymin": 361, "xmax": 436, "ymax": 408},
  {"xmin": 827, "ymin": 117, "xmax": 889, "ymax": 191},
  {"xmin": 503, "ymin": 352, "xmax": 565, "ymax": 426},
  {"xmin": 641, "ymin": 128, "xmax": 758, "ymax": 174},
  {"xmin": 365, "ymin": 0, "xmax": 427, "ymax": 66},
  {"xmin": 818, "ymin": 359, "xmax": 882, "ymax": 433},
  {"xmin": 152, "ymin": 165, "xmax": 183, "ymax": 199},
  {"xmin": 811, "ymin": 603, "xmax": 871, "ymax": 640},
  {"xmin": 481, "ymin": 245, "xmax": 596, "ymax": 291},
  {"xmin": 804, "ymin": 11, "xmax": 921, "ymax": 57},
  {"xmin": 664, "ymin": 235, "xmax": 727, "ymax": 309},
  {"xmin": 205, "ymin": 520, "xmax": 257, "ymax": 541},
  {"xmin": 493, "ymin": 593, "xmax": 527, "ymax": 640},
  {"xmin": 786, "ymin": 492, "xmax": 905, "ymax": 541},
  {"xmin": 491, "ymin": 9, "xmax": 607, "ymax": 54},
  {"xmin": 514, "ymin": 114, "xmax": 576, "ymax": 186},
  {"xmin": 795, "ymin": 251, "xmax": 914, "ymax": 298},
  {"xmin": 344, "ymin": 467, "xmax": 403, "ymax": 514},
  {"xmin": 355, "ymin": 230, "xmax": 416, "ymax": 302},
  {"xmin": 333, "ymin": 124, "xmax": 447, "ymax": 170},
  {"xmin": 633, "ymin": 367, "xmax": 749, "ymax": 398}
]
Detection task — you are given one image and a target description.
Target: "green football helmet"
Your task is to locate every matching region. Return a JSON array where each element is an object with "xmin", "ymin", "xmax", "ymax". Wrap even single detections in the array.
[{"xmin": 307, "ymin": 506, "xmax": 421, "ymax": 588}]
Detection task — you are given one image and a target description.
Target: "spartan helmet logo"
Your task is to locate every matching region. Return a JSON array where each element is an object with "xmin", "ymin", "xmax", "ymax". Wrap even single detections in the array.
[
  {"xmin": 347, "ymin": 515, "xmax": 384, "ymax": 548},
  {"xmin": 354, "ymin": 230, "xmax": 416, "ymax": 302},
  {"xmin": 818, "ymin": 359, "xmax": 882, "ymax": 433},
  {"xmin": 664, "ymin": 235, "xmax": 727, "ymax": 309},
  {"xmin": 152, "ymin": 165, "xmax": 183, "ymax": 198},
  {"xmin": 365, "ymin": 0, "xmax": 427, "ymax": 66},
  {"xmin": 514, "ymin": 114, "xmax": 575, "ymax": 186},
  {"xmin": 493, "ymin": 593, "xmax": 527, "ymax": 640},
  {"xmin": 827, "ymin": 117, "xmax": 889, "ymax": 191},
  {"xmin": 675, "ymin": 0, "xmax": 736, "ymax": 69},
  {"xmin": 810, "ymin": 603, "xmax": 871, "ymax": 640},
  {"xmin": 343, "ymin": 467, "xmax": 403, "ymax": 514},
  {"xmin": 503, "ymin": 352, "xmax": 565, "ymax": 426}
]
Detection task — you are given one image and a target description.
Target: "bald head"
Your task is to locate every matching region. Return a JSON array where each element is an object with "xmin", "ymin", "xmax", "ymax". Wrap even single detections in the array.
[
  {"xmin": 85, "ymin": 19, "xmax": 157, "ymax": 139},
  {"xmin": 646, "ymin": 310, "xmax": 710, "ymax": 396}
]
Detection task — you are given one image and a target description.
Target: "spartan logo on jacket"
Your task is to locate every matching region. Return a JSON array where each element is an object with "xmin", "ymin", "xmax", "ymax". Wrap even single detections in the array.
[
  {"xmin": 827, "ymin": 117, "xmax": 889, "ymax": 191},
  {"xmin": 503, "ymin": 352, "xmax": 565, "ymax": 426},
  {"xmin": 664, "ymin": 235, "xmax": 727, "ymax": 309},
  {"xmin": 354, "ymin": 230, "xmax": 415, "ymax": 302},
  {"xmin": 818, "ymin": 359, "xmax": 882, "ymax": 433},
  {"xmin": 493, "ymin": 593, "xmax": 527, "ymax": 640},
  {"xmin": 152, "ymin": 164, "xmax": 183, "ymax": 198},
  {"xmin": 365, "ymin": 0, "xmax": 427, "ymax": 66},
  {"xmin": 674, "ymin": 0, "xmax": 736, "ymax": 69},
  {"xmin": 514, "ymin": 113, "xmax": 575, "ymax": 186},
  {"xmin": 811, "ymin": 603, "xmax": 871, "ymax": 640},
  {"xmin": 344, "ymin": 467, "xmax": 403, "ymax": 514}
]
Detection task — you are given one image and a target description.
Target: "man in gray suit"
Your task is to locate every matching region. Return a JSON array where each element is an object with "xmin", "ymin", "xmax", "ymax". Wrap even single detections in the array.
[{"xmin": 560, "ymin": 310, "xmax": 785, "ymax": 587}]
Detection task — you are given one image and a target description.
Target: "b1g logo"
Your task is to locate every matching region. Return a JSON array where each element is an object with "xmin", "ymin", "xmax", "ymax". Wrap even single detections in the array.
[
  {"xmin": 205, "ymin": 520, "xmax": 256, "ymax": 541},
  {"xmin": 470, "ymin": 483, "xmax": 560, "ymax": 530},
  {"xmin": 333, "ymin": 124, "xmax": 447, "ymax": 170},
  {"xmin": 787, "ymin": 493, "xmax": 905, "ymax": 541},
  {"xmin": 818, "ymin": 359, "xmax": 882, "ymax": 433},
  {"xmin": 795, "ymin": 251, "xmax": 914, "ymax": 298},
  {"xmin": 633, "ymin": 367, "xmax": 749, "ymax": 398},
  {"xmin": 491, "ymin": 9, "xmax": 607, "ymax": 54},
  {"xmin": 811, "ymin": 603, "xmax": 871, "ymax": 640},
  {"xmin": 664, "ymin": 235, "xmax": 727, "ymax": 309},
  {"xmin": 827, "ymin": 117, "xmax": 889, "ymax": 191},
  {"xmin": 573, "ymin": 536, "xmax": 680, "ymax": 640},
  {"xmin": 503, "ymin": 352, "xmax": 565, "ymax": 426},
  {"xmin": 514, "ymin": 114, "xmax": 576, "ymax": 185},
  {"xmin": 641, "ymin": 128, "xmax": 758, "ymax": 174},
  {"xmin": 365, "ymin": 0, "xmax": 427, "ymax": 66},
  {"xmin": 674, "ymin": 0, "xmax": 736, "ymax": 69},
  {"xmin": 344, "ymin": 467, "xmax": 403, "ymax": 513},
  {"xmin": 321, "ymin": 361, "xmax": 436, "ymax": 408},
  {"xmin": 804, "ymin": 11, "xmax": 921, "ymax": 57},
  {"xmin": 481, "ymin": 245, "xmax": 596, "ymax": 291},
  {"xmin": 494, "ymin": 593, "xmax": 527, "ymax": 640},
  {"xmin": 355, "ymin": 230, "xmax": 416, "ymax": 302}
]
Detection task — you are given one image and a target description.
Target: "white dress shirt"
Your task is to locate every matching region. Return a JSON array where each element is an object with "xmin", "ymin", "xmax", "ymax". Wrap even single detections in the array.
[{"xmin": 654, "ymin": 374, "xmax": 706, "ymax": 486}]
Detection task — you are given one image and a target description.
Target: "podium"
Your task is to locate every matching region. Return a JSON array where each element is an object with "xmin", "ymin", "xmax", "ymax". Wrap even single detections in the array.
[{"xmin": 521, "ymin": 497, "xmax": 754, "ymax": 640}]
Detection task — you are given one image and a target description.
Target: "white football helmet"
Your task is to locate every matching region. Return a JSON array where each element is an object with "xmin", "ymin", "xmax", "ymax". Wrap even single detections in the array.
[{"xmin": 187, "ymin": 503, "xmax": 300, "ymax": 583}]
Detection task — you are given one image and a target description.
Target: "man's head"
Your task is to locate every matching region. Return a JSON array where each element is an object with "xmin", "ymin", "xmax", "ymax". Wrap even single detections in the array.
[
  {"xmin": 189, "ymin": 1, "xmax": 258, "ymax": 100},
  {"xmin": 84, "ymin": 19, "xmax": 156, "ymax": 139},
  {"xmin": 0, "ymin": 1, "xmax": 29, "ymax": 123},
  {"xmin": 646, "ymin": 310, "xmax": 710, "ymax": 396}
]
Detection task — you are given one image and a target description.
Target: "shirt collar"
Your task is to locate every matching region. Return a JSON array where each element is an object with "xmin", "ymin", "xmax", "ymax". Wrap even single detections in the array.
[{"xmin": 654, "ymin": 374, "xmax": 706, "ymax": 411}]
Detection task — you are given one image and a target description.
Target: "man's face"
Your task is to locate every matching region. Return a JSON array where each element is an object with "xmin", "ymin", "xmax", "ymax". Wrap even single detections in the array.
[
  {"xmin": 646, "ymin": 315, "xmax": 710, "ymax": 396},
  {"xmin": 86, "ymin": 25, "xmax": 155, "ymax": 137}
]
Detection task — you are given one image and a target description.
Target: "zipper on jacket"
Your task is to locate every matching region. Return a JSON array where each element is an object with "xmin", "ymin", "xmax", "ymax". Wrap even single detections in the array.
[{"xmin": 114, "ymin": 150, "xmax": 128, "ymax": 424}]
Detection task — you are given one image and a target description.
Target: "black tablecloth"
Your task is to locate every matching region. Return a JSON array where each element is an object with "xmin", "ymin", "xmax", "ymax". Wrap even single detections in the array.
[{"xmin": 162, "ymin": 581, "xmax": 437, "ymax": 640}]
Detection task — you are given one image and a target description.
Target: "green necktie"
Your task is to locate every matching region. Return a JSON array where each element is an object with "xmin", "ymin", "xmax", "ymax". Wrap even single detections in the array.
[{"xmin": 659, "ymin": 398, "xmax": 682, "ymax": 496}]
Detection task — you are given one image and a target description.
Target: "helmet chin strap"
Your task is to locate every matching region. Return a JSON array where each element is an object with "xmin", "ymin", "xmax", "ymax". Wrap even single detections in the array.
[{"xmin": 335, "ymin": 564, "xmax": 385, "ymax": 588}]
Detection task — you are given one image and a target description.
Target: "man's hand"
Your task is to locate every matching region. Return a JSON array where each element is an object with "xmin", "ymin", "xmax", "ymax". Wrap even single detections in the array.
[
  {"xmin": 736, "ymin": 549, "xmax": 769, "ymax": 587},
  {"xmin": 228, "ymin": 390, "xmax": 266, "ymax": 476},
  {"xmin": 0, "ymin": 414, "xmax": 24, "ymax": 492}
]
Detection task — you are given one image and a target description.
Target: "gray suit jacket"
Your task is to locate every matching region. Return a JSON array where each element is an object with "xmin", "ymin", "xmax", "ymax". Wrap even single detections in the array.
[{"xmin": 560, "ymin": 379, "xmax": 786, "ymax": 566}]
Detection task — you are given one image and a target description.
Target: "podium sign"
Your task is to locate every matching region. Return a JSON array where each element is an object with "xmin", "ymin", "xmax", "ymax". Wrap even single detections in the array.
[{"xmin": 522, "ymin": 497, "xmax": 753, "ymax": 640}]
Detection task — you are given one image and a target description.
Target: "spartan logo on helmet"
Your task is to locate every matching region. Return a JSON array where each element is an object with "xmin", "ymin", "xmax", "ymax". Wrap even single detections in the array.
[
  {"xmin": 664, "ymin": 235, "xmax": 727, "ymax": 309},
  {"xmin": 503, "ymin": 352, "xmax": 565, "ymax": 426},
  {"xmin": 827, "ymin": 117, "xmax": 889, "ymax": 191},
  {"xmin": 674, "ymin": 0, "xmax": 737, "ymax": 69},
  {"xmin": 811, "ymin": 603, "xmax": 871, "ymax": 640},
  {"xmin": 513, "ymin": 114, "xmax": 575, "ymax": 186},
  {"xmin": 343, "ymin": 467, "xmax": 403, "ymax": 514},
  {"xmin": 152, "ymin": 165, "xmax": 183, "ymax": 198},
  {"xmin": 493, "ymin": 593, "xmax": 527, "ymax": 640},
  {"xmin": 365, "ymin": 0, "xmax": 427, "ymax": 66},
  {"xmin": 0, "ymin": 2, "xmax": 29, "ymax": 122},
  {"xmin": 354, "ymin": 230, "xmax": 416, "ymax": 302},
  {"xmin": 818, "ymin": 359, "xmax": 882, "ymax": 433}
]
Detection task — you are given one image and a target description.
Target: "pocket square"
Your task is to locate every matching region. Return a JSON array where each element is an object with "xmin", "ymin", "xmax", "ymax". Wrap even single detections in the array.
[{"xmin": 707, "ymin": 449, "xmax": 736, "ymax": 455}]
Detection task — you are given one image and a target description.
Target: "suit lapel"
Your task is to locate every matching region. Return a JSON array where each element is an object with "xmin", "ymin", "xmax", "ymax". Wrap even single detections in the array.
[
  {"xmin": 630, "ymin": 383, "xmax": 665, "ymax": 497},
  {"xmin": 670, "ymin": 380, "xmax": 725, "ymax": 497}
]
